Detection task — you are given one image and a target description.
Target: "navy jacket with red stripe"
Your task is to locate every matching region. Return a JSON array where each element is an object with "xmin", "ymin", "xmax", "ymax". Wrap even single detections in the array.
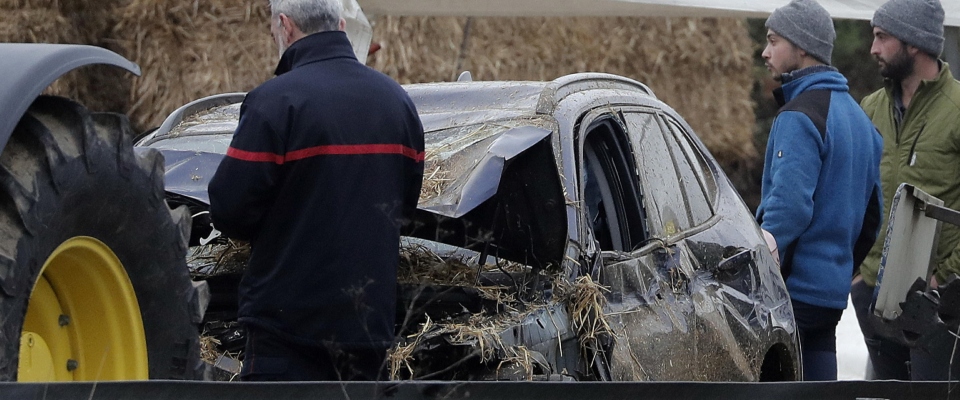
[{"xmin": 208, "ymin": 31, "xmax": 424, "ymax": 348}]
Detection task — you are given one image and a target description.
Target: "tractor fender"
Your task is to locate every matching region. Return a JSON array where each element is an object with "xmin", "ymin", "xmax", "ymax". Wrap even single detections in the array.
[{"xmin": 0, "ymin": 43, "xmax": 140, "ymax": 152}]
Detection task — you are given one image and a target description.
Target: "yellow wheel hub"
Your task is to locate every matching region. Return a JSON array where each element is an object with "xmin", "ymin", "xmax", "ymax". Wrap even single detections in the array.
[{"xmin": 18, "ymin": 236, "xmax": 148, "ymax": 381}]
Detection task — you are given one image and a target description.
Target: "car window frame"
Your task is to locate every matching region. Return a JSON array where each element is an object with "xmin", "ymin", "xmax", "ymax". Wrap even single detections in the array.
[
  {"xmin": 575, "ymin": 110, "xmax": 649, "ymax": 253},
  {"xmin": 620, "ymin": 108, "xmax": 694, "ymax": 239},
  {"xmin": 654, "ymin": 113, "xmax": 714, "ymax": 226},
  {"xmin": 660, "ymin": 114, "xmax": 719, "ymax": 211}
]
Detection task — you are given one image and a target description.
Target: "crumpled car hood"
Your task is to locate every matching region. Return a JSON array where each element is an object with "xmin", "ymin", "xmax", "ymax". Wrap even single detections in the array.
[{"xmin": 419, "ymin": 123, "xmax": 551, "ymax": 218}]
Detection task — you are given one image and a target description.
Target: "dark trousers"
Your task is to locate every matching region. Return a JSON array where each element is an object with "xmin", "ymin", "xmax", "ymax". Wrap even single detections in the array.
[
  {"xmin": 792, "ymin": 299, "xmax": 845, "ymax": 381},
  {"xmin": 850, "ymin": 279, "xmax": 959, "ymax": 380},
  {"xmin": 240, "ymin": 325, "xmax": 388, "ymax": 381}
]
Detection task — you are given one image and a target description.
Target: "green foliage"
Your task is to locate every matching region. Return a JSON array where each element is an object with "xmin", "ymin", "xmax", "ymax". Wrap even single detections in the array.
[{"xmin": 833, "ymin": 20, "xmax": 883, "ymax": 101}]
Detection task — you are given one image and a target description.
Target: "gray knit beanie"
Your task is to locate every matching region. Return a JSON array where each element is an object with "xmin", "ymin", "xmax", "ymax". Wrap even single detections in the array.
[
  {"xmin": 765, "ymin": 0, "xmax": 836, "ymax": 65},
  {"xmin": 872, "ymin": 0, "xmax": 945, "ymax": 57}
]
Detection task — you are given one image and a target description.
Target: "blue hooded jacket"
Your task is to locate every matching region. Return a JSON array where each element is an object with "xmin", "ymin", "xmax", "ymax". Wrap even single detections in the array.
[{"xmin": 756, "ymin": 67, "xmax": 883, "ymax": 310}]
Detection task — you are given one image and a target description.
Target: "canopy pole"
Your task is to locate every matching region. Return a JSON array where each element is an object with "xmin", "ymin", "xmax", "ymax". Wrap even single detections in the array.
[{"xmin": 946, "ymin": 26, "xmax": 960, "ymax": 79}]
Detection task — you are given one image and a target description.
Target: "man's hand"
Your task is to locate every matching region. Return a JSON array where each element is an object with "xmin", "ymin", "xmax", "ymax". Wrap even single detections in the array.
[{"xmin": 762, "ymin": 228, "xmax": 780, "ymax": 266}]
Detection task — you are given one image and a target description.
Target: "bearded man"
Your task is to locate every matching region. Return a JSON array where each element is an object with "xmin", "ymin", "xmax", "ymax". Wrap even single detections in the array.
[{"xmin": 853, "ymin": 0, "xmax": 960, "ymax": 381}]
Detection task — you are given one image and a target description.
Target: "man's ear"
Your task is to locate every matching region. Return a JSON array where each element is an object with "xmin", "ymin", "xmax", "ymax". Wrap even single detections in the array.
[
  {"xmin": 905, "ymin": 44, "xmax": 922, "ymax": 57},
  {"xmin": 279, "ymin": 13, "xmax": 297, "ymax": 43},
  {"xmin": 338, "ymin": 17, "xmax": 346, "ymax": 32}
]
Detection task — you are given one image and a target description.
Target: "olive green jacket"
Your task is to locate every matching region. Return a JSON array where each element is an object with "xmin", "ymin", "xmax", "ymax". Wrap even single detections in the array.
[{"xmin": 859, "ymin": 63, "xmax": 960, "ymax": 286}]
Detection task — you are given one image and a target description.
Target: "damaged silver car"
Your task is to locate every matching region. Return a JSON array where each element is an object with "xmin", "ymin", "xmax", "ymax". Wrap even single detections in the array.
[{"xmin": 137, "ymin": 73, "xmax": 799, "ymax": 381}]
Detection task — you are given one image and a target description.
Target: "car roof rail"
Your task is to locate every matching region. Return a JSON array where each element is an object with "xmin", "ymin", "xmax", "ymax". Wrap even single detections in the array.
[
  {"xmin": 154, "ymin": 92, "xmax": 246, "ymax": 137},
  {"xmin": 554, "ymin": 73, "xmax": 655, "ymax": 98},
  {"xmin": 536, "ymin": 73, "xmax": 656, "ymax": 114}
]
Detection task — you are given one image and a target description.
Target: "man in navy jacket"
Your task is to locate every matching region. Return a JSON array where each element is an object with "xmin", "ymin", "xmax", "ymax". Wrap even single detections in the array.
[
  {"xmin": 756, "ymin": 0, "xmax": 883, "ymax": 380},
  {"xmin": 208, "ymin": 0, "xmax": 424, "ymax": 381}
]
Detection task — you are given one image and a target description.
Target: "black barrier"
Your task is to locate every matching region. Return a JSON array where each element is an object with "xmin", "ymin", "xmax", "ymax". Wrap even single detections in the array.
[{"xmin": 1, "ymin": 380, "xmax": 958, "ymax": 400}]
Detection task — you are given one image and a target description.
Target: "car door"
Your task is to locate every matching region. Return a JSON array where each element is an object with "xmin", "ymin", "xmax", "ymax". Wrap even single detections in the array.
[
  {"xmin": 658, "ymin": 113, "xmax": 767, "ymax": 380},
  {"xmin": 578, "ymin": 109, "xmax": 697, "ymax": 381}
]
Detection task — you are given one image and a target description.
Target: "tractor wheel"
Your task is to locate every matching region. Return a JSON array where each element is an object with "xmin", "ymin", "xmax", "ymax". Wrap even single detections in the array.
[{"xmin": 0, "ymin": 95, "xmax": 203, "ymax": 381}]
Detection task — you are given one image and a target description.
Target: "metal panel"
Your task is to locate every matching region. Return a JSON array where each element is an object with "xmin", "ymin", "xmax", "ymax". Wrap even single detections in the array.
[
  {"xmin": 874, "ymin": 184, "xmax": 943, "ymax": 320},
  {"xmin": 0, "ymin": 380, "xmax": 955, "ymax": 400},
  {"xmin": 0, "ymin": 44, "xmax": 140, "ymax": 152}
]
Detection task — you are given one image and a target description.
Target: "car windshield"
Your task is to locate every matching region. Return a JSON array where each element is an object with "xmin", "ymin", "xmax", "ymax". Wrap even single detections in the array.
[
  {"xmin": 149, "ymin": 135, "xmax": 234, "ymax": 154},
  {"xmin": 146, "ymin": 103, "xmax": 240, "ymax": 153}
]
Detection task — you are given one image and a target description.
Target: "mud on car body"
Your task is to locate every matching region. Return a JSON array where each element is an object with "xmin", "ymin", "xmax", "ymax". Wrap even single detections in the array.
[{"xmin": 137, "ymin": 73, "xmax": 799, "ymax": 381}]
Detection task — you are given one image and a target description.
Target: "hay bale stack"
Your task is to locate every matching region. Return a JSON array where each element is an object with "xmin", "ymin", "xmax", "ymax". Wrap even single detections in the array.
[
  {"xmin": 0, "ymin": 0, "xmax": 131, "ymax": 114},
  {"xmin": 111, "ymin": 0, "xmax": 275, "ymax": 130},
  {"xmin": 1, "ymin": 1, "xmax": 82, "ymax": 100},
  {"xmin": 0, "ymin": 7, "xmax": 760, "ymax": 198},
  {"xmin": 0, "ymin": 1, "xmax": 75, "ymax": 44},
  {"xmin": 369, "ymin": 16, "xmax": 758, "ymax": 173}
]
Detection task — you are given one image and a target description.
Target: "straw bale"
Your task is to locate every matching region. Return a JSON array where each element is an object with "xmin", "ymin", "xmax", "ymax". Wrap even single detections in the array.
[
  {"xmin": 0, "ymin": 8, "xmax": 72, "ymax": 43},
  {"xmin": 369, "ymin": 16, "xmax": 758, "ymax": 172},
  {"xmin": 0, "ymin": 5, "xmax": 79, "ymax": 102},
  {"xmin": 0, "ymin": 1, "xmax": 131, "ymax": 114},
  {"xmin": 111, "ymin": 0, "xmax": 275, "ymax": 130}
]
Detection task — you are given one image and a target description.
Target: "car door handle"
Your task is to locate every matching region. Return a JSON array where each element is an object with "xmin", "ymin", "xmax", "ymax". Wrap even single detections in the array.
[{"xmin": 716, "ymin": 248, "xmax": 753, "ymax": 272}]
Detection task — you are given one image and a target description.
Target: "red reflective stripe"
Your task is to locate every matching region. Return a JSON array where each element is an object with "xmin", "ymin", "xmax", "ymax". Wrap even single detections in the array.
[
  {"xmin": 226, "ymin": 144, "xmax": 425, "ymax": 164},
  {"xmin": 286, "ymin": 144, "xmax": 425, "ymax": 162},
  {"xmin": 226, "ymin": 147, "xmax": 285, "ymax": 164}
]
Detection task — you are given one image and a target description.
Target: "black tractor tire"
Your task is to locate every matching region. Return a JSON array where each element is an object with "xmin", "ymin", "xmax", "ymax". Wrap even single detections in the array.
[{"xmin": 0, "ymin": 95, "xmax": 202, "ymax": 380}]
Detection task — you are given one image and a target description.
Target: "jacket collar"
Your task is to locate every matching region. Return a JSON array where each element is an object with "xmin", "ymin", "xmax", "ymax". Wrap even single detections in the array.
[
  {"xmin": 882, "ymin": 60, "xmax": 954, "ymax": 101},
  {"xmin": 779, "ymin": 65, "xmax": 837, "ymax": 85},
  {"xmin": 275, "ymin": 31, "xmax": 357, "ymax": 76},
  {"xmin": 773, "ymin": 66, "xmax": 847, "ymax": 107}
]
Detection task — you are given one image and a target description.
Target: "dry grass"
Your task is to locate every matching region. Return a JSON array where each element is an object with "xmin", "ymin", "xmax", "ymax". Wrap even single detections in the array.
[
  {"xmin": 398, "ymin": 242, "xmax": 527, "ymax": 286},
  {"xmin": 388, "ymin": 315, "xmax": 435, "ymax": 380},
  {"xmin": 111, "ymin": 0, "xmax": 274, "ymax": 130},
  {"xmin": 187, "ymin": 239, "xmax": 250, "ymax": 277},
  {"xmin": 419, "ymin": 163, "xmax": 450, "ymax": 203},
  {"xmin": 390, "ymin": 245, "xmax": 615, "ymax": 380},
  {"xmin": 199, "ymin": 334, "xmax": 221, "ymax": 364},
  {"xmin": 568, "ymin": 275, "xmax": 614, "ymax": 368},
  {"xmin": 0, "ymin": 5, "xmax": 758, "ymax": 171}
]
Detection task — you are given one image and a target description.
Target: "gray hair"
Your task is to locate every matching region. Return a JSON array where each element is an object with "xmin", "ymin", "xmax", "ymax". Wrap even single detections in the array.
[{"xmin": 270, "ymin": 0, "xmax": 343, "ymax": 35}]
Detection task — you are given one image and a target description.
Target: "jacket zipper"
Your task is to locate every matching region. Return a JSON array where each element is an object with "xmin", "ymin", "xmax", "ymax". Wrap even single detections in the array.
[{"xmin": 908, "ymin": 124, "xmax": 925, "ymax": 166}]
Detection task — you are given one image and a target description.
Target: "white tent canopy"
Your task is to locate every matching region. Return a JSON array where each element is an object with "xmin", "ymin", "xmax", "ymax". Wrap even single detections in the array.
[{"xmin": 358, "ymin": 0, "xmax": 960, "ymax": 27}]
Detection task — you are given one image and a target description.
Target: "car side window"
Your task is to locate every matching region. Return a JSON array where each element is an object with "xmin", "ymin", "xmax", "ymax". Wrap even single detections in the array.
[
  {"xmin": 580, "ymin": 117, "xmax": 648, "ymax": 251},
  {"xmin": 622, "ymin": 112, "xmax": 690, "ymax": 237},
  {"xmin": 660, "ymin": 116, "xmax": 714, "ymax": 226}
]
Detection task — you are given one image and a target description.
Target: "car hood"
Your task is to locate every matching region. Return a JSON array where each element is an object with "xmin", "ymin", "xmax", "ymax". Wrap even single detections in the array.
[
  {"xmin": 143, "ymin": 148, "xmax": 224, "ymax": 205},
  {"xmin": 148, "ymin": 113, "xmax": 567, "ymax": 267}
]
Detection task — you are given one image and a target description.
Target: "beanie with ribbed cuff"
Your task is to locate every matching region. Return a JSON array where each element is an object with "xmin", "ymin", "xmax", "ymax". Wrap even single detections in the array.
[
  {"xmin": 765, "ymin": 0, "xmax": 836, "ymax": 65},
  {"xmin": 872, "ymin": 0, "xmax": 945, "ymax": 57}
]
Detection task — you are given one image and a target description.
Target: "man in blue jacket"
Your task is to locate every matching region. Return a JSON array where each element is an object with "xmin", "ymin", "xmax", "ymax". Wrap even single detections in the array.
[
  {"xmin": 756, "ymin": 0, "xmax": 883, "ymax": 380},
  {"xmin": 208, "ymin": 0, "xmax": 425, "ymax": 381}
]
